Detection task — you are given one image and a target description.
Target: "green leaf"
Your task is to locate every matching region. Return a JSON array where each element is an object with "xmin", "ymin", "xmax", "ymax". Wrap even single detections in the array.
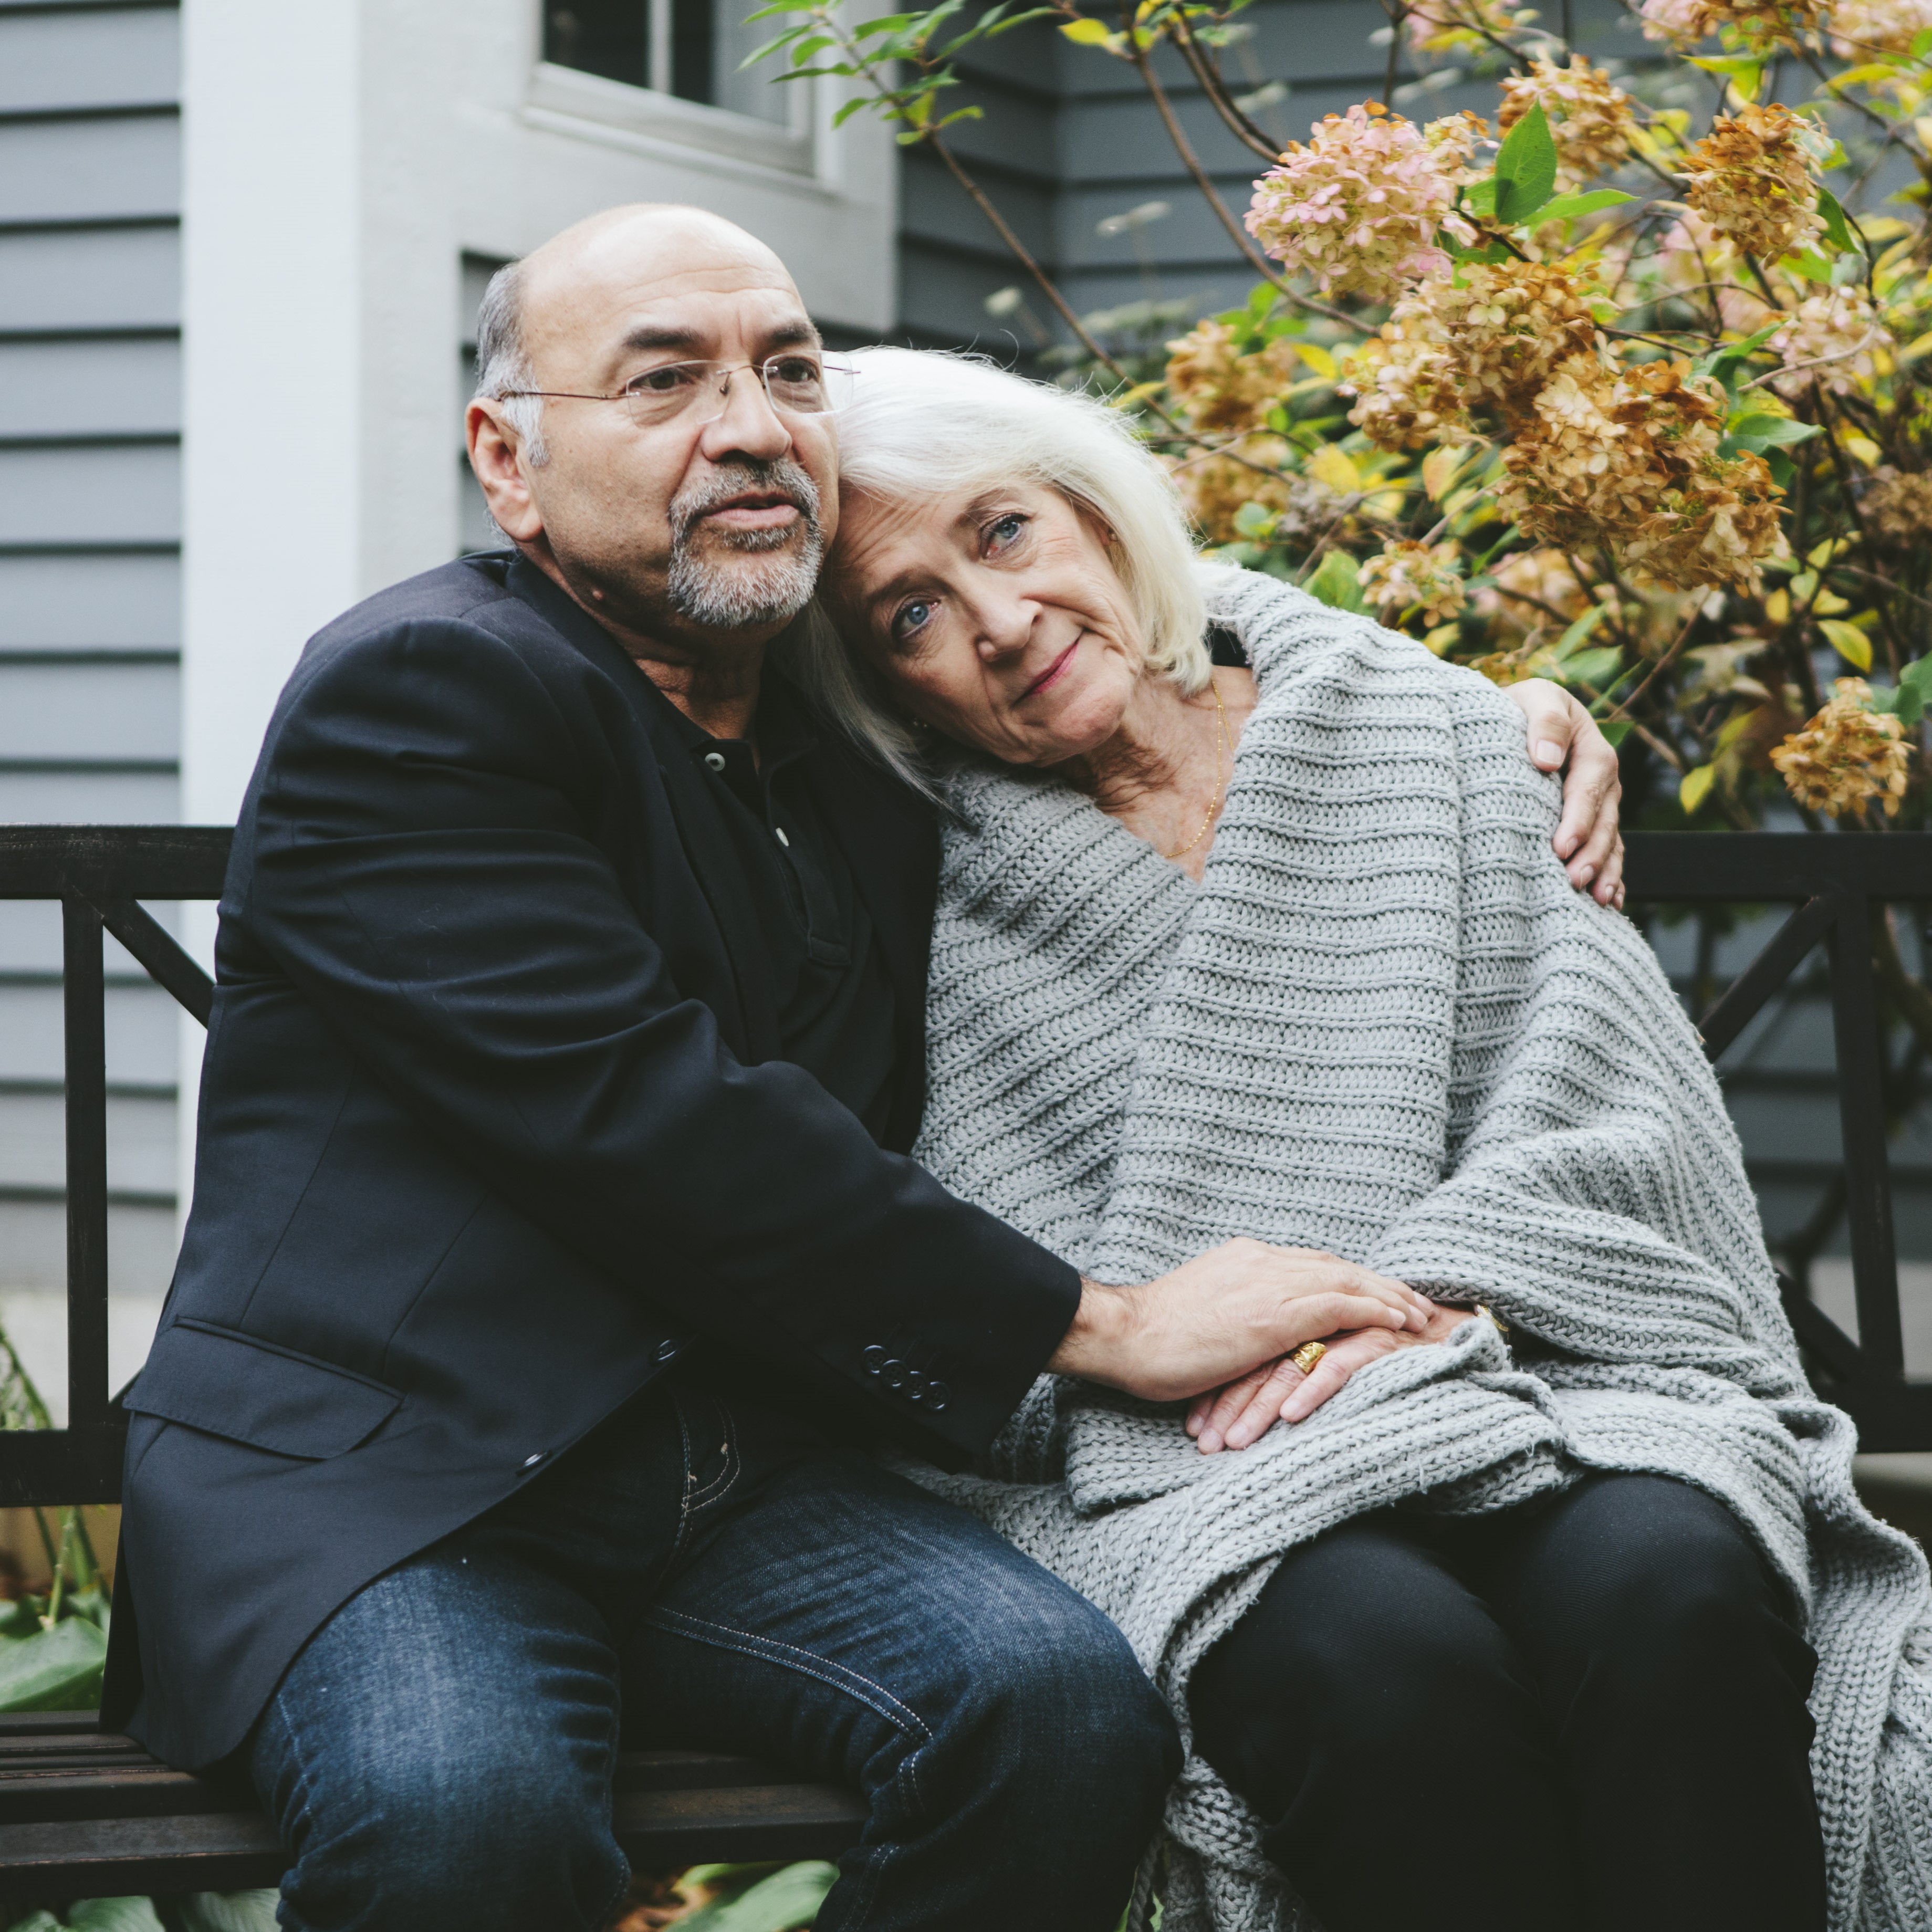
[
  {"xmin": 852, "ymin": 9, "xmax": 920, "ymax": 31},
  {"xmin": 830, "ymin": 94, "xmax": 871, "ymax": 125},
  {"xmin": 1687, "ymin": 54, "xmax": 1763, "ymax": 98},
  {"xmin": 1819, "ymin": 617, "xmax": 1873, "ymax": 670},
  {"xmin": 1725, "ymin": 413, "xmax": 1822, "ymax": 455},
  {"xmin": 1059, "ymin": 15, "xmax": 1115, "ymax": 40},
  {"xmin": 1553, "ymin": 603, "xmax": 1609, "ymax": 660},
  {"xmin": 1680, "ymin": 764, "xmax": 1717, "ymax": 815},
  {"xmin": 1306, "ymin": 548, "xmax": 1367, "ymax": 613},
  {"xmin": 679, "ymin": 1863, "xmax": 840, "ymax": 1932},
  {"xmin": 1494, "ymin": 105, "xmax": 1558, "ymax": 226},
  {"xmin": 0, "ymin": 1614, "xmax": 107, "ymax": 1712},
  {"xmin": 1561, "ymin": 645, "xmax": 1624, "ymax": 690},
  {"xmin": 740, "ymin": 0, "xmax": 824, "ymax": 17},
  {"xmin": 1816, "ymin": 184, "xmax": 1860, "ymax": 254},
  {"xmin": 1900, "ymin": 654, "xmax": 1932, "ymax": 696},
  {"xmin": 1461, "ymin": 177, "xmax": 1498, "ymax": 218},
  {"xmin": 1597, "ymin": 717, "xmax": 1635, "ymax": 747},
  {"xmin": 65, "ymin": 1902, "xmax": 167, "ymax": 1932},
  {"xmin": 175, "ymin": 1894, "xmax": 281, "ymax": 1932},
  {"xmin": 1232, "ymin": 501, "xmax": 1278, "ymax": 538},
  {"xmin": 1780, "ymin": 247, "xmax": 1836, "ymax": 285},
  {"xmin": 1696, "ymin": 322, "xmax": 1782, "ymax": 399},
  {"xmin": 1530, "ymin": 188, "xmax": 1636, "ymax": 228}
]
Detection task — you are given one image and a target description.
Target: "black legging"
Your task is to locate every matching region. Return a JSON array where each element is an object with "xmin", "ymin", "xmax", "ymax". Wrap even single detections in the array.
[{"xmin": 1189, "ymin": 1472, "xmax": 1825, "ymax": 1932}]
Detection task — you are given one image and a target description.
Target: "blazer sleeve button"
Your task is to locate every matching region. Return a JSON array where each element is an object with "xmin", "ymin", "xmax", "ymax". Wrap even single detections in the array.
[
  {"xmin": 926, "ymin": 1382, "xmax": 949, "ymax": 1413},
  {"xmin": 862, "ymin": 1345, "xmax": 887, "ymax": 1374},
  {"xmin": 881, "ymin": 1358, "xmax": 907, "ymax": 1391}
]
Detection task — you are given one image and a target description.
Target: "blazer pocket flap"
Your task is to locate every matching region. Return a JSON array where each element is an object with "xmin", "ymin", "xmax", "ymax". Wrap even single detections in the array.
[{"xmin": 123, "ymin": 1322, "xmax": 402, "ymax": 1459}]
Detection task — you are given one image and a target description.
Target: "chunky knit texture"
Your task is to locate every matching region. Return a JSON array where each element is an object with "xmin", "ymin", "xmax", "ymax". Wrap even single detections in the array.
[{"xmin": 907, "ymin": 564, "xmax": 1932, "ymax": 1932}]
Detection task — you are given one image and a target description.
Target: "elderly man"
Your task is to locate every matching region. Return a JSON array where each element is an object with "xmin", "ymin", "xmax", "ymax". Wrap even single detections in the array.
[{"xmin": 105, "ymin": 204, "xmax": 1619, "ymax": 1932}]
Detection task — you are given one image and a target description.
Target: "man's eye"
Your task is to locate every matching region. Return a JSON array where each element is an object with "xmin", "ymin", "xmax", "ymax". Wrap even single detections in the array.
[
  {"xmin": 892, "ymin": 599, "xmax": 935, "ymax": 642},
  {"xmin": 631, "ymin": 365, "xmax": 696, "ymax": 394},
  {"xmin": 768, "ymin": 356, "xmax": 821, "ymax": 384}
]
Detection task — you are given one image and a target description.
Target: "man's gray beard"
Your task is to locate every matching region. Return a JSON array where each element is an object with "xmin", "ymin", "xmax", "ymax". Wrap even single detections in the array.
[{"xmin": 665, "ymin": 461, "xmax": 825, "ymax": 630}]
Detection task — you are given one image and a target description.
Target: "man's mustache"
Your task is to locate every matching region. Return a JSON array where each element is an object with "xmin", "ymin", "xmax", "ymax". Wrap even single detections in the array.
[{"xmin": 670, "ymin": 462, "xmax": 822, "ymax": 548}]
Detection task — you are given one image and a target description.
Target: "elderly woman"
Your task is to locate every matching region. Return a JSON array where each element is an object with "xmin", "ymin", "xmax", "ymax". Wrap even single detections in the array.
[{"xmin": 800, "ymin": 348, "xmax": 1932, "ymax": 1932}]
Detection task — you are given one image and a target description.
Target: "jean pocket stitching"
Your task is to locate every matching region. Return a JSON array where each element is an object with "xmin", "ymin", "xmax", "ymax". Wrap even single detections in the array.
[
  {"xmin": 636, "ymin": 1603, "xmax": 933, "ymax": 1743},
  {"xmin": 684, "ymin": 1400, "xmax": 740, "ymax": 1513}
]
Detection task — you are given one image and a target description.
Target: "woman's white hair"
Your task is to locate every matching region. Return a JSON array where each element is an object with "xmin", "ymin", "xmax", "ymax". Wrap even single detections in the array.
[{"xmin": 779, "ymin": 347, "xmax": 1208, "ymax": 787}]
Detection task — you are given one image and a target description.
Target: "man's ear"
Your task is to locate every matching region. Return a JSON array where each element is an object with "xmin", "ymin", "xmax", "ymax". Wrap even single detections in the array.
[{"xmin": 466, "ymin": 400, "xmax": 545, "ymax": 543}]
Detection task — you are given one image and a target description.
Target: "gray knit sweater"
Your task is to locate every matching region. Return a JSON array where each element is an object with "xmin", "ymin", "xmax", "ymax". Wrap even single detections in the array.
[{"xmin": 907, "ymin": 564, "xmax": 1932, "ymax": 1932}]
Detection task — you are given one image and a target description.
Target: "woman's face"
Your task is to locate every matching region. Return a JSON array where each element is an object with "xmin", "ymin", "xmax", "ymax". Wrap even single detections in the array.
[{"xmin": 825, "ymin": 479, "xmax": 1146, "ymax": 767}]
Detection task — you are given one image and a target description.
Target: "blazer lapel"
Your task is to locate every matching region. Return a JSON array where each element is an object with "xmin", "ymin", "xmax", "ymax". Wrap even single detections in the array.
[{"xmin": 504, "ymin": 560, "xmax": 782, "ymax": 1064}]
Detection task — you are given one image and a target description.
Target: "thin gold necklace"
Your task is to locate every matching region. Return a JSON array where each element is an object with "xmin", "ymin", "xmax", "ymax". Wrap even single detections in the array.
[{"xmin": 1164, "ymin": 677, "xmax": 1230, "ymax": 862}]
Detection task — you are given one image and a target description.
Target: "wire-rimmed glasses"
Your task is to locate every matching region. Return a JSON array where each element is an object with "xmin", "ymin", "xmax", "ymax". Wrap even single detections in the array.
[{"xmin": 501, "ymin": 354, "xmax": 857, "ymax": 430}]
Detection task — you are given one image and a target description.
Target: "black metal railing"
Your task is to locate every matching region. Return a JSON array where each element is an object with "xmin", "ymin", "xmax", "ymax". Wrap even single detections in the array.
[
  {"xmin": 0, "ymin": 827, "xmax": 231, "ymax": 1506},
  {"xmin": 0, "ymin": 826, "xmax": 1926, "ymax": 1507},
  {"xmin": 1624, "ymin": 831, "xmax": 1932, "ymax": 1450}
]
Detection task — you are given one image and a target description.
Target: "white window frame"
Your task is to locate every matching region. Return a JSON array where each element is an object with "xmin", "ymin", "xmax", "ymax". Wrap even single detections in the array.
[{"xmin": 526, "ymin": 0, "xmax": 817, "ymax": 179}]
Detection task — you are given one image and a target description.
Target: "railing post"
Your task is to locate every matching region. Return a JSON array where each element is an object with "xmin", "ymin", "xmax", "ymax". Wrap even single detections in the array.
[
  {"xmin": 1828, "ymin": 893, "xmax": 1906, "ymax": 1377},
  {"xmin": 61, "ymin": 894, "xmax": 111, "ymax": 1438}
]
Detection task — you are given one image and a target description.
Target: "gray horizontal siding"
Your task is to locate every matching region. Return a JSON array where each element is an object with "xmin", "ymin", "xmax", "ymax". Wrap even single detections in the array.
[
  {"xmin": 0, "ymin": 4, "xmax": 177, "ymax": 113},
  {"xmin": 0, "ymin": 111, "xmax": 178, "ymax": 224},
  {"xmin": 0, "ymin": 225, "xmax": 177, "ymax": 331},
  {"xmin": 0, "ymin": 442, "xmax": 180, "ymax": 546},
  {"xmin": 0, "ymin": 2, "xmax": 184, "ymax": 1345},
  {"xmin": 0, "ymin": 336, "xmax": 179, "ymax": 437}
]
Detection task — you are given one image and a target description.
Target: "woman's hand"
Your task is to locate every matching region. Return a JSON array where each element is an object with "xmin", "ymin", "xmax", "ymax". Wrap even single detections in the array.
[
  {"xmin": 1186, "ymin": 1304, "xmax": 1475, "ymax": 1454},
  {"xmin": 1503, "ymin": 680, "xmax": 1624, "ymax": 910}
]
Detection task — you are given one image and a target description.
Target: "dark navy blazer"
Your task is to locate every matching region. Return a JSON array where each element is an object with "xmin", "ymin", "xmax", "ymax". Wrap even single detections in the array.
[{"xmin": 103, "ymin": 554, "xmax": 1080, "ymax": 1770}]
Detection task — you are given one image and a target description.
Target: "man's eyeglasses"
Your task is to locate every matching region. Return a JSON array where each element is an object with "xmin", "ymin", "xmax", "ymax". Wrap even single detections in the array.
[{"xmin": 501, "ymin": 355, "xmax": 857, "ymax": 430}]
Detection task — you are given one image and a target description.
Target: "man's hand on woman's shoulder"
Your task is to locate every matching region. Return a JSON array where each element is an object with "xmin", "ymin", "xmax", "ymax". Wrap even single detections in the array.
[{"xmin": 1502, "ymin": 678, "xmax": 1625, "ymax": 911}]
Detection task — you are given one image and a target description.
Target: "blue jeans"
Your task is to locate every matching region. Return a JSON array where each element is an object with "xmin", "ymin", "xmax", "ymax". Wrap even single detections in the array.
[{"xmin": 247, "ymin": 1372, "xmax": 1179, "ymax": 1931}]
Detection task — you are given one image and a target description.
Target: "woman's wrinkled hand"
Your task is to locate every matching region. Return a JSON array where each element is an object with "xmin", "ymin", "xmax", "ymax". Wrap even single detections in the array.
[
  {"xmin": 1185, "ymin": 1304, "xmax": 1475, "ymax": 1454},
  {"xmin": 1502, "ymin": 678, "xmax": 1624, "ymax": 911}
]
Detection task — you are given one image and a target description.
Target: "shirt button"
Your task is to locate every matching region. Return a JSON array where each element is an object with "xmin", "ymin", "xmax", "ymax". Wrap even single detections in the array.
[
  {"xmin": 703, "ymin": 751, "xmax": 726, "ymax": 772},
  {"xmin": 926, "ymin": 1382, "xmax": 949, "ymax": 1413},
  {"xmin": 862, "ymin": 1345, "xmax": 886, "ymax": 1374},
  {"xmin": 774, "ymin": 826, "xmax": 791, "ymax": 847}
]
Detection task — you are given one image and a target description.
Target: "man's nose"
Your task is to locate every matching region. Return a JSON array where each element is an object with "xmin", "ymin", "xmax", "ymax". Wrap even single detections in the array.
[{"xmin": 697, "ymin": 367, "xmax": 792, "ymax": 464}]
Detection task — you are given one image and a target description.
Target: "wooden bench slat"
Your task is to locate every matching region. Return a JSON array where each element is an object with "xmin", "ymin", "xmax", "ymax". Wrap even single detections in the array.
[{"xmin": 0, "ymin": 1783, "xmax": 866, "ymax": 1903}]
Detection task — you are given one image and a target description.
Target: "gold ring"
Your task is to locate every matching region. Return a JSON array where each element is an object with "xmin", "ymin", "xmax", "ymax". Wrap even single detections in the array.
[{"xmin": 1290, "ymin": 1340, "xmax": 1328, "ymax": 1376}]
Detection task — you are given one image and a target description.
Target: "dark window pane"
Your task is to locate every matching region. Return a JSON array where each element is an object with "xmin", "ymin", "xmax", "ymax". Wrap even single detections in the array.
[
  {"xmin": 545, "ymin": 1, "xmax": 648, "ymax": 87},
  {"xmin": 671, "ymin": 0, "xmax": 715, "ymax": 106}
]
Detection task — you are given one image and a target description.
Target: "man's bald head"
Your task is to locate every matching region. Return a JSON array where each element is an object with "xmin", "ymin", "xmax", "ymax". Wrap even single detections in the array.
[{"xmin": 475, "ymin": 206, "xmax": 799, "ymax": 453}]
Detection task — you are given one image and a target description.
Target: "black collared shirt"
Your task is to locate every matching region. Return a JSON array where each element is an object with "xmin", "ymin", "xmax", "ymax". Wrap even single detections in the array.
[{"xmin": 653, "ymin": 673, "xmax": 899, "ymax": 1141}]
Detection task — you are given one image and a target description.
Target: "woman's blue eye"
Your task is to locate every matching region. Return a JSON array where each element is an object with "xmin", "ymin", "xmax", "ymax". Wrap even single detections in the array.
[
  {"xmin": 893, "ymin": 599, "xmax": 934, "ymax": 642},
  {"xmin": 987, "ymin": 514, "xmax": 1027, "ymax": 548}
]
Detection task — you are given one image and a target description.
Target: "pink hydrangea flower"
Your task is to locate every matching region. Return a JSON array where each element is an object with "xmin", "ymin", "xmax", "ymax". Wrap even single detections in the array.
[{"xmin": 1245, "ymin": 104, "xmax": 1482, "ymax": 305}]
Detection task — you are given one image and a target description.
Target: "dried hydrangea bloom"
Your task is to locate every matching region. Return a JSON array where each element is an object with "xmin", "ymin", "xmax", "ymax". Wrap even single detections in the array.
[
  {"xmin": 1771, "ymin": 678, "xmax": 1912, "ymax": 818},
  {"xmin": 1626, "ymin": 451, "xmax": 1790, "ymax": 592},
  {"xmin": 1767, "ymin": 287, "xmax": 1889, "ymax": 398},
  {"xmin": 1679, "ymin": 104, "xmax": 1822, "ymax": 262},
  {"xmin": 1164, "ymin": 319, "xmax": 1303, "ymax": 434},
  {"xmin": 1360, "ymin": 538, "xmax": 1468, "ymax": 624},
  {"xmin": 1829, "ymin": 0, "xmax": 1932, "ymax": 54},
  {"xmin": 1272, "ymin": 473, "xmax": 1359, "ymax": 546},
  {"xmin": 1478, "ymin": 548, "xmax": 1595, "ymax": 632},
  {"xmin": 1863, "ymin": 467, "xmax": 1932, "ymax": 547},
  {"xmin": 1245, "ymin": 103, "xmax": 1483, "ymax": 304},
  {"xmin": 1640, "ymin": 0, "xmax": 1826, "ymax": 43},
  {"xmin": 1497, "ymin": 360, "xmax": 1649, "ymax": 545},
  {"xmin": 1343, "ymin": 308, "xmax": 1470, "ymax": 450},
  {"xmin": 1418, "ymin": 262, "xmax": 1604, "ymax": 425},
  {"xmin": 1497, "ymin": 56, "xmax": 1636, "ymax": 187},
  {"xmin": 1168, "ymin": 434, "xmax": 1301, "ymax": 545}
]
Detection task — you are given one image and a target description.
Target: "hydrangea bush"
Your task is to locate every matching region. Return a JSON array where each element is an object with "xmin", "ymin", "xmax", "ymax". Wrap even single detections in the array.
[{"xmin": 754, "ymin": 0, "xmax": 1932, "ymax": 828}]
